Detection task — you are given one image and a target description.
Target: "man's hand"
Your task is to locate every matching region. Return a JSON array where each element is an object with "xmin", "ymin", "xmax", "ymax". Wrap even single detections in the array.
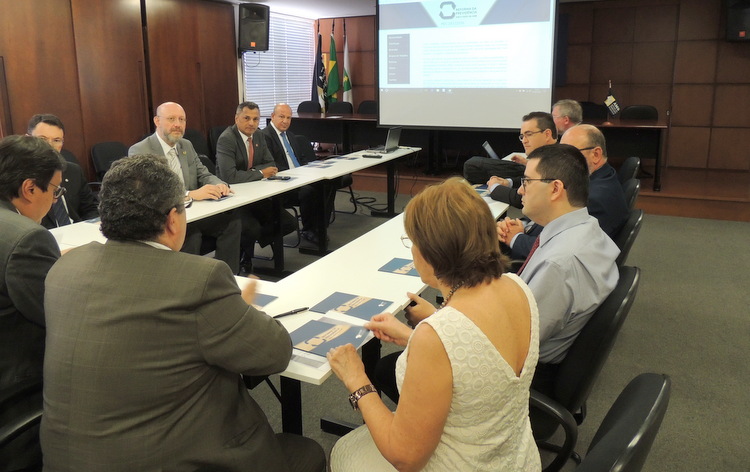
[
  {"xmin": 189, "ymin": 184, "xmax": 232, "ymax": 201},
  {"xmin": 498, "ymin": 217, "xmax": 525, "ymax": 245},
  {"xmin": 260, "ymin": 167, "xmax": 278, "ymax": 178},
  {"xmin": 404, "ymin": 292, "xmax": 437, "ymax": 327},
  {"xmin": 240, "ymin": 277, "xmax": 258, "ymax": 305},
  {"xmin": 510, "ymin": 154, "xmax": 528, "ymax": 166},
  {"xmin": 488, "ymin": 176, "xmax": 510, "ymax": 188}
]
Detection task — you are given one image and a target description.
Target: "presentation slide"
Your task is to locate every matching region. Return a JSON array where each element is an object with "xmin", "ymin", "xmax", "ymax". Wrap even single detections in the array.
[{"xmin": 377, "ymin": 0, "xmax": 557, "ymax": 130}]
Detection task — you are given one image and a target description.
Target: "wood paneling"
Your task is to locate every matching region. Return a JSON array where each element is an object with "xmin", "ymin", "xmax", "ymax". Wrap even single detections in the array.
[
  {"xmin": 674, "ymin": 41, "xmax": 718, "ymax": 84},
  {"xmin": 667, "ymin": 126, "xmax": 710, "ymax": 168},
  {"xmin": 678, "ymin": 0, "xmax": 721, "ymax": 40},
  {"xmin": 713, "ymin": 85, "xmax": 750, "ymax": 128},
  {"xmin": 716, "ymin": 42, "xmax": 750, "ymax": 83},
  {"xmin": 71, "ymin": 0, "xmax": 149, "ymax": 172},
  {"xmin": 634, "ymin": 5, "xmax": 679, "ymax": 42},
  {"xmin": 671, "ymin": 85, "xmax": 714, "ymax": 127},
  {"xmin": 632, "ymin": 42, "xmax": 675, "ymax": 84},
  {"xmin": 708, "ymin": 128, "xmax": 750, "ymax": 170},
  {"xmin": 593, "ymin": 7, "xmax": 636, "ymax": 43}
]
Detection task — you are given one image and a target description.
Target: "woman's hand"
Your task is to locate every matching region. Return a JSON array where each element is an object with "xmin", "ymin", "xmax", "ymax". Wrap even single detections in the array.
[
  {"xmin": 404, "ymin": 292, "xmax": 437, "ymax": 327},
  {"xmin": 327, "ymin": 344, "xmax": 370, "ymax": 392},
  {"xmin": 366, "ymin": 312, "xmax": 412, "ymax": 346}
]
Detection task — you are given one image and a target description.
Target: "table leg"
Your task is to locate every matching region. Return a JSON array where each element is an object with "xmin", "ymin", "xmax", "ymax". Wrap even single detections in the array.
[
  {"xmin": 280, "ymin": 376, "xmax": 303, "ymax": 435},
  {"xmin": 654, "ymin": 128, "xmax": 665, "ymax": 191},
  {"xmin": 371, "ymin": 160, "xmax": 398, "ymax": 218},
  {"xmin": 271, "ymin": 196, "xmax": 285, "ymax": 272}
]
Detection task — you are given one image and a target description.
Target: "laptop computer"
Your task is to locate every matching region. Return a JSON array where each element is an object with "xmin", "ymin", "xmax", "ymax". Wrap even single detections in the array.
[
  {"xmin": 371, "ymin": 127, "xmax": 402, "ymax": 153},
  {"xmin": 482, "ymin": 141, "xmax": 526, "ymax": 161}
]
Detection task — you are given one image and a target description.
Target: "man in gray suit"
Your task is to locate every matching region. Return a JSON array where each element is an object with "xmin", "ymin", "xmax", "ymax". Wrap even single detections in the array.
[
  {"xmin": 41, "ymin": 154, "xmax": 325, "ymax": 472},
  {"xmin": 0, "ymin": 135, "xmax": 64, "ymax": 469},
  {"xmin": 129, "ymin": 101, "xmax": 242, "ymax": 273}
]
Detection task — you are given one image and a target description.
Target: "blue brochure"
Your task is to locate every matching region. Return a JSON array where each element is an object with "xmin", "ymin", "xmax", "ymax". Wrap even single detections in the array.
[
  {"xmin": 378, "ymin": 258, "xmax": 420, "ymax": 277},
  {"xmin": 252, "ymin": 293, "xmax": 277, "ymax": 310},
  {"xmin": 310, "ymin": 292, "xmax": 392, "ymax": 321},
  {"xmin": 290, "ymin": 320, "xmax": 368, "ymax": 357}
]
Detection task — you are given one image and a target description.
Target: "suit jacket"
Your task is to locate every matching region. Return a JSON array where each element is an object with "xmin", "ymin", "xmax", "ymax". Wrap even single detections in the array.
[
  {"xmin": 42, "ymin": 160, "xmax": 99, "ymax": 229},
  {"xmin": 504, "ymin": 162, "xmax": 629, "ymax": 259},
  {"xmin": 41, "ymin": 240, "xmax": 294, "ymax": 471},
  {"xmin": 129, "ymin": 134, "xmax": 224, "ymax": 190},
  {"xmin": 260, "ymin": 125, "xmax": 312, "ymax": 171},
  {"xmin": 215, "ymin": 125, "xmax": 276, "ymax": 184},
  {"xmin": 0, "ymin": 200, "xmax": 60, "ymax": 392}
]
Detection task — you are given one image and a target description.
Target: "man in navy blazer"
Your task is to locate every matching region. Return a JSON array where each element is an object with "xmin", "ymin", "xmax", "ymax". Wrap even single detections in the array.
[
  {"xmin": 129, "ymin": 102, "xmax": 241, "ymax": 273},
  {"xmin": 497, "ymin": 124, "xmax": 629, "ymax": 259},
  {"xmin": 27, "ymin": 114, "xmax": 99, "ymax": 228}
]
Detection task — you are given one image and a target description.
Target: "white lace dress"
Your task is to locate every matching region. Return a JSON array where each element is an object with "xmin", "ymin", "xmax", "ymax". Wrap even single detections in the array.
[{"xmin": 330, "ymin": 273, "xmax": 541, "ymax": 471}]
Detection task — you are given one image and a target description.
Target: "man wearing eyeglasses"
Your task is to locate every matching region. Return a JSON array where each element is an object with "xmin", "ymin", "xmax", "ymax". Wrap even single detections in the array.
[
  {"xmin": 41, "ymin": 154, "xmax": 326, "ymax": 472},
  {"xmin": 129, "ymin": 102, "xmax": 242, "ymax": 274},
  {"xmin": 463, "ymin": 111, "xmax": 557, "ymax": 185},
  {"xmin": 551, "ymin": 99, "xmax": 583, "ymax": 135},
  {"xmin": 514, "ymin": 143, "xmax": 619, "ymax": 395},
  {"xmin": 0, "ymin": 135, "xmax": 64, "ymax": 397},
  {"xmin": 27, "ymin": 114, "xmax": 99, "ymax": 229},
  {"xmin": 497, "ymin": 125, "xmax": 629, "ymax": 259}
]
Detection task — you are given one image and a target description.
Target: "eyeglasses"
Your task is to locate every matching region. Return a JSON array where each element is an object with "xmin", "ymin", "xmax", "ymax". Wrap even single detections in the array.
[
  {"xmin": 520, "ymin": 178, "xmax": 558, "ymax": 189},
  {"xmin": 519, "ymin": 130, "xmax": 544, "ymax": 141},
  {"xmin": 48, "ymin": 182, "xmax": 66, "ymax": 199},
  {"xmin": 159, "ymin": 116, "xmax": 186, "ymax": 124},
  {"xmin": 577, "ymin": 146, "xmax": 596, "ymax": 152},
  {"xmin": 37, "ymin": 136, "xmax": 65, "ymax": 146},
  {"xmin": 400, "ymin": 234, "xmax": 412, "ymax": 249},
  {"xmin": 165, "ymin": 197, "xmax": 192, "ymax": 215}
]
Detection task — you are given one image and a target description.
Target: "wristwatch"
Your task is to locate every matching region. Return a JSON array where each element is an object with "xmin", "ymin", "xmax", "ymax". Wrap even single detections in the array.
[{"xmin": 348, "ymin": 384, "xmax": 377, "ymax": 411}]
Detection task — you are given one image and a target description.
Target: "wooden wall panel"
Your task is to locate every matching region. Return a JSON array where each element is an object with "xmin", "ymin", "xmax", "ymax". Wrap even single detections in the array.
[
  {"xmin": 671, "ymin": 85, "xmax": 714, "ymax": 127},
  {"xmin": 708, "ymin": 128, "xmax": 750, "ymax": 170},
  {"xmin": 667, "ymin": 126, "xmax": 710, "ymax": 168},
  {"xmin": 674, "ymin": 41, "xmax": 718, "ymax": 83},
  {"xmin": 0, "ymin": 0, "xmax": 85, "ymax": 159},
  {"xmin": 71, "ymin": 0, "xmax": 149, "ymax": 171},
  {"xmin": 678, "ymin": 0, "xmax": 721, "ymax": 40},
  {"xmin": 634, "ymin": 4, "xmax": 679, "ymax": 42},
  {"xmin": 632, "ymin": 42, "xmax": 675, "ymax": 84}
]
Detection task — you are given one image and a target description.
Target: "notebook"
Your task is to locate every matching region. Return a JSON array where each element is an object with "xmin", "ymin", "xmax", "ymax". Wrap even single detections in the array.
[
  {"xmin": 370, "ymin": 127, "xmax": 402, "ymax": 153},
  {"xmin": 482, "ymin": 141, "xmax": 525, "ymax": 161}
]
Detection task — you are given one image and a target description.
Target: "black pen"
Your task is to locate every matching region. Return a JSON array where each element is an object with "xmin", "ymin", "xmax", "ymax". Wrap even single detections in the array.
[{"xmin": 273, "ymin": 307, "xmax": 309, "ymax": 318}]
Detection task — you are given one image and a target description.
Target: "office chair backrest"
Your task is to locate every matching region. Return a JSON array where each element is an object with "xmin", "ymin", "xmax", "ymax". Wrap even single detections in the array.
[
  {"xmin": 293, "ymin": 134, "xmax": 317, "ymax": 164},
  {"xmin": 614, "ymin": 209, "xmax": 643, "ymax": 267},
  {"xmin": 297, "ymin": 101, "xmax": 321, "ymax": 113},
  {"xmin": 623, "ymin": 178, "xmax": 640, "ymax": 211},
  {"xmin": 357, "ymin": 100, "xmax": 378, "ymax": 114},
  {"xmin": 554, "ymin": 265, "xmax": 641, "ymax": 415},
  {"xmin": 580, "ymin": 101, "xmax": 609, "ymax": 120},
  {"xmin": 208, "ymin": 125, "xmax": 230, "ymax": 161},
  {"xmin": 91, "ymin": 141, "xmax": 128, "ymax": 181},
  {"xmin": 618, "ymin": 156, "xmax": 640, "ymax": 185},
  {"xmin": 327, "ymin": 101, "xmax": 353, "ymax": 115},
  {"xmin": 59, "ymin": 149, "xmax": 80, "ymax": 165},
  {"xmin": 184, "ymin": 128, "xmax": 211, "ymax": 160},
  {"xmin": 621, "ymin": 105, "xmax": 658, "ymax": 121},
  {"xmin": 0, "ymin": 378, "xmax": 43, "ymax": 470},
  {"xmin": 577, "ymin": 373, "xmax": 671, "ymax": 472}
]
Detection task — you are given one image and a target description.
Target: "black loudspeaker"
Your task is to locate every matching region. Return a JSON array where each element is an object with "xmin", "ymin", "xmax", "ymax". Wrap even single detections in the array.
[
  {"xmin": 239, "ymin": 3, "xmax": 270, "ymax": 53},
  {"xmin": 726, "ymin": 0, "xmax": 750, "ymax": 41}
]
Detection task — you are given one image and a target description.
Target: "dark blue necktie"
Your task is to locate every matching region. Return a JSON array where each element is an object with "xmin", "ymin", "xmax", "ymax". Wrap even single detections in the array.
[
  {"xmin": 281, "ymin": 132, "xmax": 301, "ymax": 168},
  {"xmin": 52, "ymin": 198, "xmax": 71, "ymax": 227}
]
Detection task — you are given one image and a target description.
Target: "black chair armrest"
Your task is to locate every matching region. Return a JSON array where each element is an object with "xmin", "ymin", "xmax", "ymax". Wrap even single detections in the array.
[{"xmin": 530, "ymin": 389, "xmax": 579, "ymax": 472}]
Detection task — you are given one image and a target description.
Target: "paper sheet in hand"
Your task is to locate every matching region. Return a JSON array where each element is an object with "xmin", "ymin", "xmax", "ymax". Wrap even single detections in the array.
[
  {"xmin": 378, "ymin": 258, "xmax": 420, "ymax": 277},
  {"xmin": 252, "ymin": 293, "xmax": 277, "ymax": 310},
  {"xmin": 310, "ymin": 292, "xmax": 392, "ymax": 321},
  {"xmin": 290, "ymin": 320, "xmax": 368, "ymax": 357}
]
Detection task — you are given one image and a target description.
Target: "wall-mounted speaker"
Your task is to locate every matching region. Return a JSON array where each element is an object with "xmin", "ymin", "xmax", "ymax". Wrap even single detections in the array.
[
  {"xmin": 239, "ymin": 3, "xmax": 270, "ymax": 53},
  {"xmin": 726, "ymin": 0, "xmax": 750, "ymax": 41}
]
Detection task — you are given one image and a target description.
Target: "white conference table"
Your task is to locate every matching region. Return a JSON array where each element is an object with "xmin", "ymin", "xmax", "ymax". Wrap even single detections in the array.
[{"xmin": 235, "ymin": 194, "xmax": 509, "ymax": 434}]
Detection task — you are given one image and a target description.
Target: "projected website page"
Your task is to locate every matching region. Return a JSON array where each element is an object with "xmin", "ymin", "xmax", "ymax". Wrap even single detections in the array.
[{"xmin": 378, "ymin": 0, "xmax": 556, "ymax": 129}]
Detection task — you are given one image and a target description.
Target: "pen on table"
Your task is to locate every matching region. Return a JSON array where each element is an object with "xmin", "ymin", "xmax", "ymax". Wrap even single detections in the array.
[{"xmin": 273, "ymin": 307, "xmax": 309, "ymax": 318}]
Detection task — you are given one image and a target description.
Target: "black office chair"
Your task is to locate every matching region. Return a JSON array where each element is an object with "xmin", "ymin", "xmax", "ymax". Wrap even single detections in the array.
[
  {"xmin": 297, "ymin": 101, "xmax": 321, "ymax": 114},
  {"xmin": 59, "ymin": 149, "xmax": 80, "ymax": 165},
  {"xmin": 613, "ymin": 209, "xmax": 643, "ymax": 267},
  {"xmin": 357, "ymin": 100, "xmax": 378, "ymax": 115},
  {"xmin": 620, "ymin": 105, "xmax": 658, "ymax": 121},
  {"xmin": 0, "ymin": 379, "xmax": 44, "ymax": 472},
  {"xmin": 197, "ymin": 154, "xmax": 216, "ymax": 175},
  {"xmin": 294, "ymin": 134, "xmax": 357, "ymax": 216},
  {"xmin": 208, "ymin": 125, "xmax": 230, "ymax": 162},
  {"xmin": 577, "ymin": 373, "xmax": 671, "ymax": 472},
  {"xmin": 580, "ymin": 101, "xmax": 609, "ymax": 120},
  {"xmin": 530, "ymin": 265, "xmax": 641, "ymax": 472},
  {"xmin": 622, "ymin": 178, "xmax": 640, "ymax": 211},
  {"xmin": 91, "ymin": 141, "xmax": 128, "ymax": 182},
  {"xmin": 618, "ymin": 156, "xmax": 641, "ymax": 185},
  {"xmin": 327, "ymin": 101, "xmax": 353, "ymax": 115},
  {"xmin": 184, "ymin": 128, "xmax": 212, "ymax": 162}
]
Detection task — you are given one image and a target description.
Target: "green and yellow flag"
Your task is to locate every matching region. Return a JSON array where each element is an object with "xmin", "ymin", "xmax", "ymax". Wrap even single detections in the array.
[{"xmin": 326, "ymin": 31, "xmax": 340, "ymax": 104}]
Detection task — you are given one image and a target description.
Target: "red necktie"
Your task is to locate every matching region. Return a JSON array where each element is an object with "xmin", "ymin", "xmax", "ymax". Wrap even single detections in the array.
[
  {"xmin": 517, "ymin": 236, "xmax": 540, "ymax": 275},
  {"xmin": 247, "ymin": 136, "xmax": 254, "ymax": 169}
]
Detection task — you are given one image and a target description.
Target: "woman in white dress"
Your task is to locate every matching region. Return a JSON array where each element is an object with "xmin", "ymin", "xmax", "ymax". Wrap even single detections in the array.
[{"xmin": 327, "ymin": 177, "xmax": 541, "ymax": 472}]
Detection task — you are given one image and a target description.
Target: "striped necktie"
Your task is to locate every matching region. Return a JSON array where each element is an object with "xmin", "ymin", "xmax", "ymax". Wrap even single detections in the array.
[
  {"xmin": 51, "ymin": 197, "xmax": 71, "ymax": 227},
  {"xmin": 517, "ymin": 236, "xmax": 540, "ymax": 276},
  {"xmin": 247, "ymin": 136, "xmax": 254, "ymax": 169}
]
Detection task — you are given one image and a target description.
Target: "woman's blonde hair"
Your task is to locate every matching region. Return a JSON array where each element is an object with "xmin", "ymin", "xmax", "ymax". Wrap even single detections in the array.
[{"xmin": 403, "ymin": 177, "xmax": 508, "ymax": 288}]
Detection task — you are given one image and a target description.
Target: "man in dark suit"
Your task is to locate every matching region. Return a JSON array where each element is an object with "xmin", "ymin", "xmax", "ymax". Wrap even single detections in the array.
[
  {"xmin": 0, "ymin": 135, "xmax": 63, "ymax": 470},
  {"xmin": 129, "ymin": 101, "xmax": 242, "ymax": 273},
  {"xmin": 260, "ymin": 103, "xmax": 333, "ymax": 246},
  {"xmin": 497, "ymin": 124, "xmax": 629, "ymax": 259},
  {"xmin": 215, "ymin": 101, "xmax": 296, "ymax": 259},
  {"xmin": 27, "ymin": 114, "xmax": 99, "ymax": 228},
  {"xmin": 41, "ymin": 154, "xmax": 325, "ymax": 472}
]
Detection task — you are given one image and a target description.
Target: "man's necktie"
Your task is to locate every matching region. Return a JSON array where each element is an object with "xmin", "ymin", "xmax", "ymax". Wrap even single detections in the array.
[
  {"xmin": 281, "ymin": 131, "xmax": 301, "ymax": 168},
  {"xmin": 247, "ymin": 136, "xmax": 254, "ymax": 169},
  {"xmin": 516, "ymin": 236, "xmax": 540, "ymax": 276},
  {"xmin": 51, "ymin": 197, "xmax": 71, "ymax": 227},
  {"xmin": 168, "ymin": 148, "xmax": 184, "ymax": 183}
]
